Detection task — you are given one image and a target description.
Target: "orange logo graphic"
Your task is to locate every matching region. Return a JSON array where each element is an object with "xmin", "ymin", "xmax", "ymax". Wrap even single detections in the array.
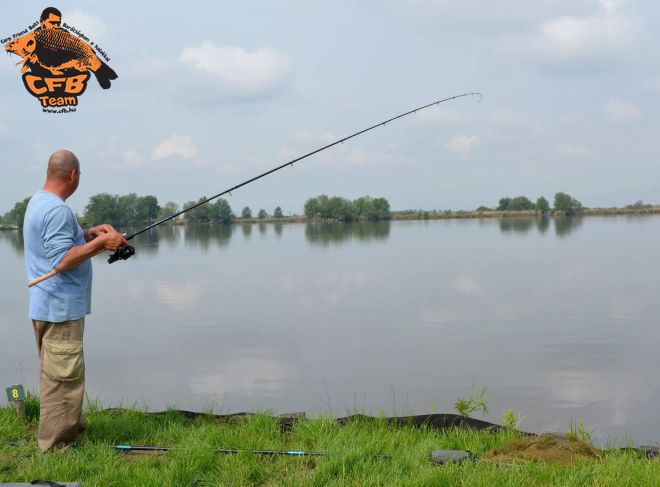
[{"xmin": 3, "ymin": 7, "xmax": 117, "ymax": 112}]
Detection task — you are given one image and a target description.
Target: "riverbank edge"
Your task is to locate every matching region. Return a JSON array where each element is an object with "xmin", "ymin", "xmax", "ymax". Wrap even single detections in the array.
[
  {"xmin": 195, "ymin": 207, "xmax": 660, "ymax": 223},
  {"xmin": 1, "ymin": 402, "xmax": 658, "ymax": 485},
  {"xmin": 2, "ymin": 207, "xmax": 658, "ymax": 231}
]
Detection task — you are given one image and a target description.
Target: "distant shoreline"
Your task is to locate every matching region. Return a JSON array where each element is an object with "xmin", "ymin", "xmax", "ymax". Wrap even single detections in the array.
[
  {"xmin": 228, "ymin": 207, "xmax": 660, "ymax": 223},
  {"xmin": 389, "ymin": 207, "xmax": 660, "ymax": 221},
  {"xmin": 2, "ymin": 207, "xmax": 659, "ymax": 231}
]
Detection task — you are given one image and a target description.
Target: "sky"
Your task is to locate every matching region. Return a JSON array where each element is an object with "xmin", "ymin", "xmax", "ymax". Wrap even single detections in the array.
[{"xmin": 1, "ymin": 0, "xmax": 658, "ymax": 215}]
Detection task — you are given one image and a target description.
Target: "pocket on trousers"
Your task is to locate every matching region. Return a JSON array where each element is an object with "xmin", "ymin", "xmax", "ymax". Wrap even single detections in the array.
[{"xmin": 42, "ymin": 339, "xmax": 84, "ymax": 382}]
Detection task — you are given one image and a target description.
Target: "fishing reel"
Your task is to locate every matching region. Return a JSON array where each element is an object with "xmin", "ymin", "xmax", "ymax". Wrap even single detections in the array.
[{"xmin": 108, "ymin": 244, "xmax": 136, "ymax": 264}]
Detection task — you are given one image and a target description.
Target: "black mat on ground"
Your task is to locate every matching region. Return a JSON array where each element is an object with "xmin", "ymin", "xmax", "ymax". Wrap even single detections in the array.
[{"xmin": 102, "ymin": 409, "xmax": 530, "ymax": 435}]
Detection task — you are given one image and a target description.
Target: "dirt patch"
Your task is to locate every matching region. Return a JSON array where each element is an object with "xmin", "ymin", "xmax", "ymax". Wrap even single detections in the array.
[{"xmin": 485, "ymin": 432, "xmax": 603, "ymax": 465}]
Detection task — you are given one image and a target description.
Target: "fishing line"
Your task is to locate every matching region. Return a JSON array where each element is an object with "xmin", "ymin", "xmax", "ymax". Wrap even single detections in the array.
[{"xmin": 111, "ymin": 93, "xmax": 481, "ymax": 260}]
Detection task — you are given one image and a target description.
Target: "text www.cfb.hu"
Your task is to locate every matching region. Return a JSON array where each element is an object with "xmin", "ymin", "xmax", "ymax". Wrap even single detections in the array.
[{"xmin": 43, "ymin": 106, "xmax": 76, "ymax": 114}]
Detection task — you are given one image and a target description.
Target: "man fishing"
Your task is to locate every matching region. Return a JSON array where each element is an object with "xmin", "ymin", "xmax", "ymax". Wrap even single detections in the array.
[{"xmin": 23, "ymin": 149, "xmax": 127, "ymax": 452}]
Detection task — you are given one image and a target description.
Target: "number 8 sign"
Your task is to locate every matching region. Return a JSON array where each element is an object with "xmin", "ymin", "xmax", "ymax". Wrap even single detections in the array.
[{"xmin": 5, "ymin": 385, "xmax": 25, "ymax": 403}]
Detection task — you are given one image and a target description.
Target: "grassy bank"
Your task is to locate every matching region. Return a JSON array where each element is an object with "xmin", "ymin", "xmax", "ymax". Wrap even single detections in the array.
[{"xmin": 1, "ymin": 401, "xmax": 658, "ymax": 486}]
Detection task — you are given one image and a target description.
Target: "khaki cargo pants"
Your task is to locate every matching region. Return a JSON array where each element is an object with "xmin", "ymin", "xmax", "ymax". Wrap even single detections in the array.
[{"xmin": 33, "ymin": 318, "xmax": 86, "ymax": 452}]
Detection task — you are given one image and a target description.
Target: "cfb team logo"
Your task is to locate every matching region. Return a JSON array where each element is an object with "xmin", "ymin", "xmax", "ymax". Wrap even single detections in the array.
[{"xmin": 3, "ymin": 7, "xmax": 117, "ymax": 113}]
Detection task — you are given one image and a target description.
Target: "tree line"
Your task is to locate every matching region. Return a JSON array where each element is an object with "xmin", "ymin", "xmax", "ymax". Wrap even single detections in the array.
[
  {"xmin": 0, "ymin": 192, "xmax": 288, "ymax": 228},
  {"xmin": 180, "ymin": 197, "xmax": 284, "ymax": 223},
  {"xmin": 477, "ymin": 192, "xmax": 584, "ymax": 215},
  {"xmin": 2, "ymin": 190, "xmax": 655, "ymax": 228},
  {"xmin": 304, "ymin": 195, "xmax": 391, "ymax": 222}
]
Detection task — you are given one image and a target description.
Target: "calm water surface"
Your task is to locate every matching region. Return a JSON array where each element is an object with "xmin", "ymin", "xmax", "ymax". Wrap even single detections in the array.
[{"xmin": 1, "ymin": 216, "xmax": 659, "ymax": 444}]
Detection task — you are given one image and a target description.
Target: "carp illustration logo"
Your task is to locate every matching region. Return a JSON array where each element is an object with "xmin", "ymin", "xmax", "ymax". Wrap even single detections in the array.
[{"xmin": 3, "ymin": 7, "xmax": 117, "ymax": 112}]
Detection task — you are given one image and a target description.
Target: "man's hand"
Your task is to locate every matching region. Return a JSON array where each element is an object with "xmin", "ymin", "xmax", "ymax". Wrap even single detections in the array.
[
  {"xmin": 84, "ymin": 224, "xmax": 117, "ymax": 242},
  {"xmin": 100, "ymin": 230, "xmax": 128, "ymax": 251},
  {"xmin": 55, "ymin": 229, "xmax": 128, "ymax": 273}
]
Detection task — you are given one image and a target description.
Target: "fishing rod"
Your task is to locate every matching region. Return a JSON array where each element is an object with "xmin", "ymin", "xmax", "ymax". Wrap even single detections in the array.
[
  {"xmin": 114, "ymin": 444, "xmax": 327, "ymax": 456},
  {"xmin": 114, "ymin": 443, "xmax": 392, "ymax": 459},
  {"xmin": 27, "ymin": 93, "xmax": 481, "ymax": 288}
]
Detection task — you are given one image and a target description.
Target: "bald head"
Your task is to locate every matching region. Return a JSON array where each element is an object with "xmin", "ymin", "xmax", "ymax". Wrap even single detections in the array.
[
  {"xmin": 44, "ymin": 149, "xmax": 81, "ymax": 200},
  {"xmin": 47, "ymin": 150, "xmax": 79, "ymax": 179}
]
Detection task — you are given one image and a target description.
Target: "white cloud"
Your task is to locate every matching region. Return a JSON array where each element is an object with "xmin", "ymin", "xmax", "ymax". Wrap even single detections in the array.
[
  {"xmin": 559, "ymin": 113, "xmax": 584, "ymax": 124},
  {"xmin": 391, "ymin": 0, "xmax": 585, "ymax": 36},
  {"xmin": 316, "ymin": 145, "xmax": 385, "ymax": 168},
  {"xmin": 293, "ymin": 130, "xmax": 310, "ymax": 139},
  {"xmin": 122, "ymin": 148, "xmax": 144, "ymax": 166},
  {"xmin": 152, "ymin": 134, "xmax": 200, "ymax": 161},
  {"xmin": 446, "ymin": 135, "xmax": 478, "ymax": 156},
  {"xmin": 393, "ymin": 1, "xmax": 643, "ymax": 72},
  {"xmin": 345, "ymin": 148, "xmax": 368, "ymax": 165},
  {"xmin": 63, "ymin": 9, "xmax": 108, "ymax": 42},
  {"xmin": 557, "ymin": 144, "xmax": 590, "ymax": 157},
  {"xmin": 31, "ymin": 142, "xmax": 49, "ymax": 164},
  {"xmin": 180, "ymin": 42, "xmax": 292, "ymax": 95},
  {"xmin": 605, "ymin": 99, "xmax": 641, "ymax": 123},
  {"xmin": 0, "ymin": 122, "xmax": 6, "ymax": 137},
  {"xmin": 491, "ymin": 108, "xmax": 541, "ymax": 132},
  {"xmin": 521, "ymin": 0, "xmax": 643, "ymax": 70},
  {"xmin": 414, "ymin": 108, "xmax": 471, "ymax": 126},
  {"xmin": 93, "ymin": 139, "xmax": 148, "ymax": 171},
  {"xmin": 320, "ymin": 131, "xmax": 336, "ymax": 143},
  {"xmin": 278, "ymin": 136, "xmax": 402, "ymax": 170},
  {"xmin": 122, "ymin": 57, "xmax": 174, "ymax": 84},
  {"xmin": 646, "ymin": 77, "xmax": 660, "ymax": 93}
]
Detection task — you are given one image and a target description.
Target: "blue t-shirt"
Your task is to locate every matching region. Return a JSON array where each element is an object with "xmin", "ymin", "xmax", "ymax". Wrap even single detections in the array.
[{"xmin": 23, "ymin": 189, "xmax": 92, "ymax": 322}]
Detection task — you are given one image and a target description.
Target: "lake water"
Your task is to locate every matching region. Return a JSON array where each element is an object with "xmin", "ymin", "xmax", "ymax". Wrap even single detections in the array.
[{"xmin": 1, "ymin": 216, "xmax": 659, "ymax": 445}]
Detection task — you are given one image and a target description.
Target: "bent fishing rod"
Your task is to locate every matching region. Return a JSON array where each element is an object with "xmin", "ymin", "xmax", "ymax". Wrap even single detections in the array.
[{"xmin": 27, "ymin": 92, "xmax": 481, "ymax": 288}]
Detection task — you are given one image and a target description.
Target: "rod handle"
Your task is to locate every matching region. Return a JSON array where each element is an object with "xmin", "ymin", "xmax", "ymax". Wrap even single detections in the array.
[
  {"xmin": 27, "ymin": 270, "xmax": 59, "ymax": 288},
  {"xmin": 26, "ymin": 246, "xmax": 108, "ymax": 288}
]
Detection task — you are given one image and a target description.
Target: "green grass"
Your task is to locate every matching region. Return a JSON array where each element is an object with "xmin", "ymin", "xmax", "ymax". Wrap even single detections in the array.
[{"xmin": 0, "ymin": 400, "xmax": 658, "ymax": 486}]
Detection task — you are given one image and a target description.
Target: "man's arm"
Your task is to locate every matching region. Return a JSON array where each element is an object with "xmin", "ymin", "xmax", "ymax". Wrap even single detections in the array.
[{"xmin": 55, "ymin": 230, "xmax": 127, "ymax": 273}]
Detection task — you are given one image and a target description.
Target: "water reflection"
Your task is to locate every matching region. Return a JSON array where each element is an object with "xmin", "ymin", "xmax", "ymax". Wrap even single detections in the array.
[
  {"xmin": 0, "ymin": 217, "xmax": 635, "ymax": 257},
  {"xmin": 132, "ymin": 228, "xmax": 161, "ymax": 257},
  {"xmin": 0, "ymin": 230, "xmax": 23, "ymax": 254},
  {"xmin": 155, "ymin": 224, "xmax": 182, "ymax": 247},
  {"xmin": 499, "ymin": 217, "xmax": 534, "ymax": 234},
  {"xmin": 241, "ymin": 224, "xmax": 252, "ymax": 238},
  {"xmin": 182, "ymin": 223, "xmax": 233, "ymax": 251},
  {"xmin": 555, "ymin": 216, "xmax": 584, "ymax": 238},
  {"xmin": 1, "ymin": 222, "xmax": 394, "ymax": 256},
  {"xmin": 537, "ymin": 216, "xmax": 550, "ymax": 234},
  {"xmin": 497, "ymin": 216, "xmax": 582, "ymax": 237},
  {"xmin": 304, "ymin": 221, "xmax": 391, "ymax": 246}
]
